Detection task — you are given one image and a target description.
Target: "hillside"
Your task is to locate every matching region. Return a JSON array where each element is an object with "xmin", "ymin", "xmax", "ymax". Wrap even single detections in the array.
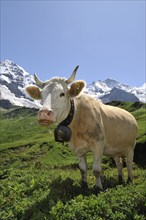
[
  {"xmin": 1, "ymin": 101, "xmax": 145, "ymax": 146},
  {"xmin": 0, "ymin": 102, "xmax": 146, "ymax": 219}
]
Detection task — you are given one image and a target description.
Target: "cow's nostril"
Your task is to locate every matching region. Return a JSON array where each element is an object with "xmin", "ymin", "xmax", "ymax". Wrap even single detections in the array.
[
  {"xmin": 46, "ymin": 110, "xmax": 53, "ymax": 116},
  {"xmin": 39, "ymin": 109, "xmax": 53, "ymax": 117}
]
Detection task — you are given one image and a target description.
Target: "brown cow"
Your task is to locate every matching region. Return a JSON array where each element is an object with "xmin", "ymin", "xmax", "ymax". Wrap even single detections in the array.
[{"xmin": 25, "ymin": 66, "xmax": 138, "ymax": 189}]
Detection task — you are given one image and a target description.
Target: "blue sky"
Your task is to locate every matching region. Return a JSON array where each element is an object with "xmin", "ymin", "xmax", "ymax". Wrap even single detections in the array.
[{"xmin": 1, "ymin": 0, "xmax": 145, "ymax": 86}]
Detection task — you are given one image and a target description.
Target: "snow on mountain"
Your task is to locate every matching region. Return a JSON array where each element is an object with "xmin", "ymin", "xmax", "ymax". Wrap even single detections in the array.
[
  {"xmin": 86, "ymin": 78, "xmax": 146, "ymax": 103},
  {"xmin": 128, "ymin": 83, "xmax": 146, "ymax": 103},
  {"xmin": 0, "ymin": 60, "xmax": 41, "ymax": 109},
  {"xmin": 0, "ymin": 60, "xmax": 145, "ymax": 109}
]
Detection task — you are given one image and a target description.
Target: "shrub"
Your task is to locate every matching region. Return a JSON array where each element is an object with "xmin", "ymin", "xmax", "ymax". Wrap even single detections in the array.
[{"xmin": 51, "ymin": 182, "xmax": 146, "ymax": 220}]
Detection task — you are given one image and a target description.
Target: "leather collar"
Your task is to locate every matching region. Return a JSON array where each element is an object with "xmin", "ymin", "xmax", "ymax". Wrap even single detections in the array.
[{"xmin": 59, "ymin": 99, "xmax": 74, "ymax": 127}]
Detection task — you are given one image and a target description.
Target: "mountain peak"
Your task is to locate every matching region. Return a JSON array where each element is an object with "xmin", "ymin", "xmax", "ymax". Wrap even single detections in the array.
[
  {"xmin": 1, "ymin": 60, "xmax": 17, "ymax": 69},
  {"xmin": 1, "ymin": 59, "xmax": 14, "ymax": 65},
  {"xmin": 0, "ymin": 60, "xmax": 40, "ymax": 109},
  {"xmin": 104, "ymin": 78, "xmax": 118, "ymax": 83},
  {"xmin": 86, "ymin": 78, "xmax": 145, "ymax": 103},
  {"xmin": 1, "ymin": 60, "xmax": 33, "ymax": 81},
  {"xmin": 104, "ymin": 78, "xmax": 120, "ymax": 89}
]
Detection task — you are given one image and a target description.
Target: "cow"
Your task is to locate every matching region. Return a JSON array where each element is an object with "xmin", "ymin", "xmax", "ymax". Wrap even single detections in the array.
[{"xmin": 25, "ymin": 66, "xmax": 138, "ymax": 190}]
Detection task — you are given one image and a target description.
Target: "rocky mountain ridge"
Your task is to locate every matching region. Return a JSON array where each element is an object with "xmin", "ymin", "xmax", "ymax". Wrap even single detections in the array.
[{"xmin": 0, "ymin": 60, "xmax": 145, "ymax": 109}]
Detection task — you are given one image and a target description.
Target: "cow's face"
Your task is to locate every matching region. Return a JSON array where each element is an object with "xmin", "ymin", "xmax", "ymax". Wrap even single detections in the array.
[{"xmin": 25, "ymin": 66, "xmax": 85, "ymax": 126}]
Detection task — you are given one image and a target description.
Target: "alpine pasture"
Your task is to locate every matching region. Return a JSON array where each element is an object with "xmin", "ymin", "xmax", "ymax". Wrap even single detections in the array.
[{"xmin": 0, "ymin": 102, "xmax": 146, "ymax": 220}]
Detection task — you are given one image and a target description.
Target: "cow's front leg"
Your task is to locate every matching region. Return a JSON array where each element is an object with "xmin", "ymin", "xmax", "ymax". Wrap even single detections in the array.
[
  {"xmin": 78, "ymin": 155, "xmax": 88, "ymax": 188},
  {"xmin": 92, "ymin": 147, "xmax": 103, "ymax": 190}
]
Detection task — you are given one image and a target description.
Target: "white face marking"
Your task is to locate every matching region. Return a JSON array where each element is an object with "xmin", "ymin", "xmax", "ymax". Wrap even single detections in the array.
[{"xmin": 41, "ymin": 80, "xmax": 70, "ymax": 123}]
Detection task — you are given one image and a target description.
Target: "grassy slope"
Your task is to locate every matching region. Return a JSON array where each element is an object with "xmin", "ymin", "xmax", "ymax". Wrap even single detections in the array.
[{"xmin": 0, "ymin": 102, "xmax": 146, "ymax": 220}]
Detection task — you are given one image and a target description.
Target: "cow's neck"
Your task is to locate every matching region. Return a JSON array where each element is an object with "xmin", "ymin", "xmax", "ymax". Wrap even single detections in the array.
[
  {"xmin": 54, "ymin": 99, "xmax": 74, "ymax": 143},
  {"xmin": 59, "ymin": 99, "xmax": 74, "ymax": 127}
]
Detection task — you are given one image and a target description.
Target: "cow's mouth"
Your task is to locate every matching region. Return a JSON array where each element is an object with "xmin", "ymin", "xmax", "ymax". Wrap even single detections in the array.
[{"xmin": 38, "ymin": 119, "xmax": 53, "ymax": 126}]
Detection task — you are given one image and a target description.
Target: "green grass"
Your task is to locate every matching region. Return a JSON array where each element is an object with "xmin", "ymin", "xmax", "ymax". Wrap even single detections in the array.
[
  {"xmin": 133, "ymin": 108, "xmax": 146, "ymax": 143},
  {"xmin": 51, "ymin": 175, "xmax": 146, "ymax": 220},
  {"xmin": 0, "ymin": 103, "xmax": 146, "ymax": 220}
]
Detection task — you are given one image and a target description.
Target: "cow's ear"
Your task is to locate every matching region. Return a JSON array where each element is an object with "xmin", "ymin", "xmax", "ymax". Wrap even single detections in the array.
[
  {"xmin": 68, "ymin": 80, "xmax": 85, "ymax": 97},
  {"xmin": 25, "ymin": 85, "xmax": 42, "ymax": 100}
]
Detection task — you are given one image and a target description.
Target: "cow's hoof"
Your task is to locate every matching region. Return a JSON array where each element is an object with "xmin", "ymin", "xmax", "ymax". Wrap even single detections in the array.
[
  {"xmin": 118, "ymin": 175, "xmax": 123, "ymax": 184},
  {"xmin": 93, "ymin": 186, "xmax": 103, "ymax": 195},
  {"xmin": 127, "ymin": 177, "xmax": 132, "ymax": 184},
  {"xmin": 81, "ymin": 181, "xmax": 88, "ymax": 189}
]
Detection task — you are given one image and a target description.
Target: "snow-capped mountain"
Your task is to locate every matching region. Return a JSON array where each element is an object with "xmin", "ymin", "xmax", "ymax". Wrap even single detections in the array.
[
  {"xmin": 0, "ymin": 60, "xmax": 41, "ymax": 108},
  {"xmin": 86, "ymin": 78, "xmax": 146, "ymax": 103},
  {"xmin": 0, "ymin": 60, "xmax": 145, "ymax": 109}
]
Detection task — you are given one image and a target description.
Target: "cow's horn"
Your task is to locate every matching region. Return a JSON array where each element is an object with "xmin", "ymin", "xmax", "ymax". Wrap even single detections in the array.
[
  {"xmin": 34, "ymin": 73, "xmax": 45, "ymax": 88},
  {"xmin": 66, "ymin": 65, "xmax": 79, "ymax": 84}
]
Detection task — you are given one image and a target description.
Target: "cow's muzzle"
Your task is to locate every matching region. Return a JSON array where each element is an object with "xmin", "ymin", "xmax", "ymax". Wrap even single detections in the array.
[{"xmin": 38, "ymin": 108, "xmax": 53, "ymax": 126}]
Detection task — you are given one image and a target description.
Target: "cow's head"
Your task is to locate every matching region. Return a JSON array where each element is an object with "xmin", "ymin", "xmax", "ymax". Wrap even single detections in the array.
[{"xmin": 25, "ymin": 66, "xmax": 85, "ymax": 126}]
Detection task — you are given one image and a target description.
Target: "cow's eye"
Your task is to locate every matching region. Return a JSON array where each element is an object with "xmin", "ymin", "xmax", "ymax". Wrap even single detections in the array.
[{"xmin": 60, "ymin": 92, "xmax": 65, "ymax": 97}]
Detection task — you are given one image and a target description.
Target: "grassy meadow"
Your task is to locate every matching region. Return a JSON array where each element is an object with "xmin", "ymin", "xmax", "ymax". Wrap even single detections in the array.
[{"xmin": 0, "ymin": 102, "xmax": 146, "ymax": 220}]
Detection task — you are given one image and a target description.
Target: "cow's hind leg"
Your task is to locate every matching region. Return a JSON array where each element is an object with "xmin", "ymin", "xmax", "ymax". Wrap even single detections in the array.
[
  {"xmin": 126, "ymin": 148, "xmax": 134, "ymax": 183},
  {"xmin": 78, "ymin": 155, "xmax": 88, "ymax": 188},
  {"xmin": 114, "ymin": 155, "xmax": 123, "ymax": 184}
]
